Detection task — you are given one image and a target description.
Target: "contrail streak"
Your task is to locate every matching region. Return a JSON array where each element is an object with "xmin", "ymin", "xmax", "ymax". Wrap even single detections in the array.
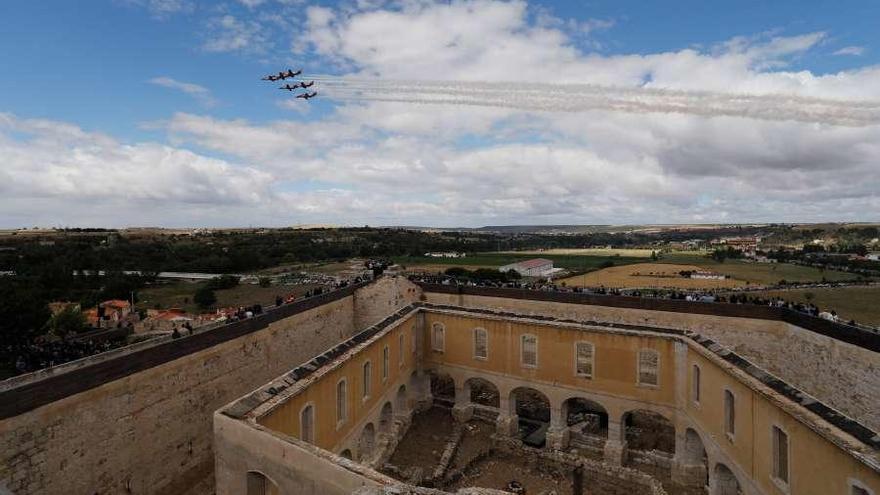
[{"xmin": 305, "ymin": 75, "xmax": 880, "ymax": 127}]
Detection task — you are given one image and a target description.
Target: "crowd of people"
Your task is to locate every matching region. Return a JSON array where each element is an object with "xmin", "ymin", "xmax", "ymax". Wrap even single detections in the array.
[
  {"xmin": 5, "ymin": 274, "xmax": 376, "ymax": 377},
  {"xmin": 10, "ymin": 337, "xmax": 127, "ymax": 374},
  {"xmin": 406, "ymin": 274, "xmax": 869, "ymax": 329}
]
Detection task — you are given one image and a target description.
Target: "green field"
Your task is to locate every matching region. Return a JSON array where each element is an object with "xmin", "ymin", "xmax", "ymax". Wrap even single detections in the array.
[
  {"xmin": 393, "ymin": 253, "xmax": 645, "ymax": 273},
  {"xmin": 137, "ymin": 281, "xmax": 319, "ymax": 313},
  {"xmin": 396, "ymin": 251, "xmax": 863, "ymax": 286},
  {"xmin": 747, "ymin": 286, "xmax": 880, "ymax": 327},
  {"xmin": 657, "ymin": 253, "xmax": 860, "ymax": 285}
]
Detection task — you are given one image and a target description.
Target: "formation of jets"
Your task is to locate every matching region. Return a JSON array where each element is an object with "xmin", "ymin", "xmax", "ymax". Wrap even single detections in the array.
[
  {"xmin": 280, "ymin": 81, "xmax": 315, "ymax": 91},
  {"xmin": 261, "ymin": 69, "xmax": 301, "ymax": 82},
  {"xmin": 262, "ymin": 68, "xmax": 317, "ymax": 101}
]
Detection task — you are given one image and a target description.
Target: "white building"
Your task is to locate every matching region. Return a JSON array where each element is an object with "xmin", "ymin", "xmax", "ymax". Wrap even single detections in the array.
[
  {"xmin": 500, "ymin": 258, "xmax": 554, "ymax": 277},
  {"xmin": 424, "ymin": 252, "xmax": 466, "ymax": 258},
  {"xmin": 689, "ymin": 271, "xmax": 727, "ymax": 280}
]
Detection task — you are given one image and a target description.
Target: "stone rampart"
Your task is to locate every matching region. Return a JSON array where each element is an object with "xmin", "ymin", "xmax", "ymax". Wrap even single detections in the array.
[{"xmin": 0, "ymin": 276, "xmax": 419, "ymax": 495}]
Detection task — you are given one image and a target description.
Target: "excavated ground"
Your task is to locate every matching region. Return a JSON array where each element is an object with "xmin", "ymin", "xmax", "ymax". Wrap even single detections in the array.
[
  {"xmin": 385, "ymin": 407, "xmax": 456, "ymax": 473},
  {"xmin": 383, "ymin": 407, "xmax": 703, "ymax": 495}
]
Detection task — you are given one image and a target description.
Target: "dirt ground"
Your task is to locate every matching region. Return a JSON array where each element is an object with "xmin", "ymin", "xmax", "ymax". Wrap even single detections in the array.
[
  {"xmin": 445, "ymin": 452, "xmax": 575, "ymax": 495},
  {"xmin": 386, "ymin": 408, "xmax": 698, "ymax": 495},
  {"xmin": 557, "ymin": 263, "xmax": 746, "ymax": 289},
  {"xmin": 386, "ymin": 408, "xmax": 456, "ymax": 473},
  {"xmin": 450, "ymin": 420, "xmax": 495, "ymax": 471}
]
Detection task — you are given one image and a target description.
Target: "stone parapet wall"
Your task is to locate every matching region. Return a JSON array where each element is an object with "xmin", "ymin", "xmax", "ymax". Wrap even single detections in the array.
[
  {"xmin": 695, "ymin": 321, "xmax": 880, "ymax": 433},
  {"xmin": 0, "ymin": 276, "xmax": 419, "ymax": 495}
]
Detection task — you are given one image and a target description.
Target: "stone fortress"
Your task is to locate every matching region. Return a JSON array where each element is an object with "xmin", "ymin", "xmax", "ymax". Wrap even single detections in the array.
[{"xmin": 1, "ymin": 276, "xmax": 879, "ymax": 495}]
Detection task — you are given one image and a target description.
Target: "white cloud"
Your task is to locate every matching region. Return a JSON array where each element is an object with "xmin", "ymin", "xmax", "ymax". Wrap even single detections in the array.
[
  {"xmin": 237, "ymin": 0, "xmax": 267, "ymax": 8},
  {"xmin": 149, "ymin": 77, "xmax": 217, "ymax": 107},
  {"xmin": 13, "ymin": 0, "xmax": 880, "ymax": 227},
  {"xmin": 834, "ymin": 46, "xmax": 865, "ymax": 56},
  {"xmin": 0, "ymin": 113, "xmax": 285, "ymax": 227},
  {"xmin": 123, "ymin": 0, "xmax": 195, "ymax": 18},
  {"xmin": 202, "ymin": 15, "xmax": 271, "ymax": 53}
]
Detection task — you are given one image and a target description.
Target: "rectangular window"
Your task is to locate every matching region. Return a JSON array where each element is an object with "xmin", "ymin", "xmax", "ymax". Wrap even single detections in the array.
[
  {"xmin": 692, "ymin": 365, "xmax": 701, "ymax": 404},
  {"xmin": 300, "ymin": 404, "xmax": 314, "ymax": 443},
  {"xmin": 638, "ymin": 349, "xmax": 659, "ymax": 386},
  {"xmin": 521, "ymin": 334, "xmax": 538, "ymax": 367},
  {"xmin": 772, "ymin": 426, "xmax": 789, "ymax": 485},
  {"xmin": 724, "ymin": 390, "xmax": 735, "ymax": 437},
  {"xmin": 382, "ymin": 345, "xmax": 390, "ymax": 381},
  {"xmin": 432, "ymin": 323, "xmax": 445, "ymax": 352},
  {"xmin": 473, "ymin": 328, "xmax": 488, "ymax": 359},
  {"xmin": 336, "ymin": 380, "xmax": 347, "ymax": 425},
  {"xmin": 575, "ymin": 342, "xmax": 594, "ymax": 377},
  {"xmin": 399, "ymin": 333, "xmax": 405, "ymax": 367},
  {"xmin": 852, "ymin": 485, "xmax": 870, "ymax": 495},
  {"xmin": 362, "ymin": 361, "xmax": 372, "ymax": 399}
]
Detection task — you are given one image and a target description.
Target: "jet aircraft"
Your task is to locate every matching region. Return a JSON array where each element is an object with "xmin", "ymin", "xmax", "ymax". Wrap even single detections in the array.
[{"xmin": 296, "ymin": 92, "xmax": 318, "ymax": 100}]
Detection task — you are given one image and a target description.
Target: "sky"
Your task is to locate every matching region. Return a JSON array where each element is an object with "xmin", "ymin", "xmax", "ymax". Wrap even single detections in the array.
[{"xmin": 1, "ymin": 0, "xmax": 879, "ymax": 228}]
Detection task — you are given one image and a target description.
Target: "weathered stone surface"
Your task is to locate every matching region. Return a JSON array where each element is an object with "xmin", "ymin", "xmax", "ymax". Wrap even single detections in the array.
[{"xmin": 0, "ymin": 277, "xmax": 420, "ymax": 495}]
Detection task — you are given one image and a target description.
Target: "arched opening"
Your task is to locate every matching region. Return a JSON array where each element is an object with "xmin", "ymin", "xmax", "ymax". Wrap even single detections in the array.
[
  {"xmin": 408, "ymin": 370, "xmax": 421, "ymax": 398},
  {"xmin": 465, "ymin": 377, "xmax": 500, "ymax": 408},
  {"xmin": 510, "ymin": 387, "xmax": 551, "ymax": 447},
  {"xmin": 299, "ymin": 404, "xmax": 315, "ymax": 444},
  {"xmin": 684, "ymin": 428, "xmax": 709, "ymax": 487},
  {"xmin": 429, "ymin": 370, "xmax": 455, "ymax": 407},
  {"xmin": 622, "ymin": 409, "xmax": 675, "ymax": 454},
  {"xmin": 562, "ymin": 397, "xmax": 608, "ymax": 438},
  {"xmin": 357, "ymin": 423, "xmax": 376, "ymax": 462},
  {"xmin": 714, "ymin": 463, "xmax": 742, "ymax": 495},
  {"xmin": 379, "ymin": 401, "xmax": 394, "ymax": 434},
  {"xmin": 339, "ymin": 449, "xmax": 353, "ymax": 460},
  {"xmin": 246, "ymin": 471, "xmax": 279, "ymax": 495},
  {"xmin": 396, "ymin": 384, "xmax": 408, "ymax": 412}
]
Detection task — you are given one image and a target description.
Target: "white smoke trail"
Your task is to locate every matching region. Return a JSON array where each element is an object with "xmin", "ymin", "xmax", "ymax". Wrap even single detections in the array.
[{"xmin": 305, "ymin": 76, "xmax": 880, "ymax": 127}]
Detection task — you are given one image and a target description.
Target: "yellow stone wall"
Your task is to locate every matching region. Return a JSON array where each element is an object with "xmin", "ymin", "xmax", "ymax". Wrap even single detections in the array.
[
  {"xmin": 421, "ymin": 312, "xmax": 677, "ymax": 408},
  {"xmin": 259, "ymin": 307, "xmax": 879, "ymax": 494},
  {"xmin": 258, "ymin": 314, "xmax": 419, "ymax": 452}
]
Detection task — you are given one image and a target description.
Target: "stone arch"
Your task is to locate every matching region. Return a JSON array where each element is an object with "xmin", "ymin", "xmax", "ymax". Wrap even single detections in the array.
[
  {"xmin": 622, "ymin": 409, "xmax": 675, "ymax": 454},
  {"xmin": 509, "ymin": 387, "xmax": 551, "ymax": 447},
  {"xmin": 246, "ymin": 470, "xmax": 279, "ymax": 495},
  {"xmin": 408, "ymin": 370, "xmax": 422, "ymax": 397},
  {"xmin": 379, "ymin": 401, "xmax": 394, "ymax": 434},
  {"xmin": 357, "ymin": 423, "xmax": 376, "ymax": 462},
  {"xmin": 562, "ymin": 397, "xmax": 609, "ymax": 437},
  {"xmin": 429, "ymin": 370, "xmax": 455, "ymax": 406},
  {"xmin": 339, "ymin": 449, "xmax": 353, "ymax": 460},
  {"xmin": 713, "ymin": 463, "xmax": 742, "ymax": 495},
  {"xmin": 465, "ymin": 377, "xmax": 500, "ymax": 408},
  {"xmin": 299, "ymin": 403, "xmax": 315, "ymax": 444},
  {"xmin": 684, "ymin": 428, "xmax": 709, "ymax": 487},
  {"xmin": 396, "ymin": 384, "xmax": 408, "ymax": 412}
]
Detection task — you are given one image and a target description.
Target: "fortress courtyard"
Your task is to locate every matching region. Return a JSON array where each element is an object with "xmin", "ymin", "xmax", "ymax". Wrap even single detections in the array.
[{"xmin": 1, "ymin": 276, "xmax": 878, "ymax": 495}]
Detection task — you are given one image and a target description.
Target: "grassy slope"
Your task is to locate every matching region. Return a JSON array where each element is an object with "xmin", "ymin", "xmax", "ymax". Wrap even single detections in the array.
[
  {"xmin": 658, "ymin": 253, "xmax": 859, "ymax": 285},
  {"xmin": 137, "ymin": 281, "xmax": 319, "ymax": 313},
  {"xmin": 747, "ymin": 286, "xmax": 880, "ymax": 326}
]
